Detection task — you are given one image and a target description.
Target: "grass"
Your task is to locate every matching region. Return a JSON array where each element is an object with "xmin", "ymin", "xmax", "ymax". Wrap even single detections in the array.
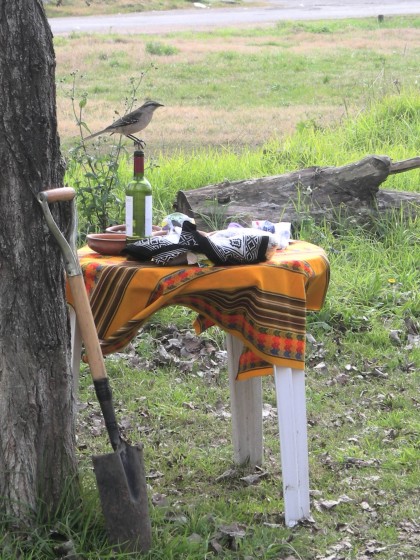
[
  {"xmin": 55, "ymin": 15, "xmax": 420, "ymax": 153},
  {"xmin": 3, "ymin": 211, "xmax": 418, "ymax": 558},
  {"xmin": 2, "ymin": 13, "xmax": 420, "ymax": 560},
  {"xmin": 44, "ymin": 0, "xmax": 236, "ymax": 18},
  {"xmin": 146, "ymin": 41, "xmax": 180, "ymax": 56},
  {"xmin": 67, "ymin": 90, "xmax": 420, "ymax": 235}
]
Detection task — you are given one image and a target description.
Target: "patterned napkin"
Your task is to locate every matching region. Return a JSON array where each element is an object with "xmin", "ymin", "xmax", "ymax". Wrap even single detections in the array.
[{"xmin": 122, "ymin": 221, "xmax": 275, "ymax": 266}]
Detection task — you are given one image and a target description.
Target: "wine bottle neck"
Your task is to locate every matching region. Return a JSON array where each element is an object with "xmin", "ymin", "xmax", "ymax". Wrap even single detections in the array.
[{"xmin": 133, "ymin": 151, "xmax": 145, "ymax": 177}]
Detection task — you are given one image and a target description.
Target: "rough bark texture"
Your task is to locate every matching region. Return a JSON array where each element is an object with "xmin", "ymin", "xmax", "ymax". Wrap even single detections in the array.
[
  {"xmin": 175, "ymin": 155, "xmax": 420, "ymax": 230},
  {"xmin": 0, "ymin": 0, "xmax": 78, "ymax": 522}
]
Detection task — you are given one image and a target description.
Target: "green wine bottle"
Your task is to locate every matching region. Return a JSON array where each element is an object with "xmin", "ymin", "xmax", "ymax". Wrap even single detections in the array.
[{"xmin": 125, "ymin": 150, "xmax": 152, "ymax": 244}]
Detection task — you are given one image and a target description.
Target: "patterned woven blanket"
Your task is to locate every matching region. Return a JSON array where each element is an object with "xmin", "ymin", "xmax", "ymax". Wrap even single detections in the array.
[
  {"xmin": 67, "ymin": 240, "xmax": 329, "ymax": 380},
  {"xmin": 122, "ymin": 220, "xmax": 276, "ymax": 265}
]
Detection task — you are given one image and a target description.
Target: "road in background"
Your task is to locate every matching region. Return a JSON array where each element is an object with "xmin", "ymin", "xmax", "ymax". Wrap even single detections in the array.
[{"xmin": 49, "ymin": 1, "xmax": 420, "ymax": 35}]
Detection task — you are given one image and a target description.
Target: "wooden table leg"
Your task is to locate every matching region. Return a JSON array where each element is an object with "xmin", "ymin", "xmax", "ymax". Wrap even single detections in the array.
[
  {"xmin": 274, "ymin": 366, "xmax": 310, "ymax": 526},
  {"xmin": 226, "ymin": 333, "xmax": 263, "ymax": 467}
]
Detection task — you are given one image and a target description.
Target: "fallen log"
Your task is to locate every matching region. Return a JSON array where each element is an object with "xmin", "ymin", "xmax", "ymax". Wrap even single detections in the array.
[{"xmin": 175, "ymin": 155, "xmax": 420, "ymax": 230}]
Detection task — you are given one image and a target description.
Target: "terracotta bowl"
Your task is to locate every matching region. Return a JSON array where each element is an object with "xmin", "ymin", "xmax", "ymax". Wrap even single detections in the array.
[
  {"xmin": 86, "ymin": 233, "xmax": 126, "ymax": 256},
  {"xmin": 105, "ymin": 224, "xmax": 164, "ymax": 234},
  {"xmin": 105, "ymin": 224, "xmax": 126, "ymax": 234}
]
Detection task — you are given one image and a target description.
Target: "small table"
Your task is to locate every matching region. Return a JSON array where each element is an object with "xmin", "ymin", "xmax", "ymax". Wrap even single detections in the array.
[{"xmin": 68, "ymin": 240, "xmax": 329, "ymax": 527}]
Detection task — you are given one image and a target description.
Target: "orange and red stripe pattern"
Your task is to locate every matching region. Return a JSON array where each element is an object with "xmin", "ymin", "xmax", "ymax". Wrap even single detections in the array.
[{"xmin": 67, "ymin": 240, "xmax": 329, "ymax": 380}]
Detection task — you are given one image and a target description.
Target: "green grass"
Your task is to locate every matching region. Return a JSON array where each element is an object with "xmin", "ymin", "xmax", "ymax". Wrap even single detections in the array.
[
  {"xmin": 57, "ymin": 23, "xmax": 420, "ymax": 109},
  {"xmin": 6, "ymin": 96, "xmax": 418, "ymax": 559},
  {"xmin": 145, "ymin": 41, "xmax": 180, "ymax": 56},
  {"xmin": 2, "ymin": 14, "xmax": 420, "ymax": 560},
  {"xmin": 68, "ymin": 90, "xmax": 420, "ymax": 235},
  {"xmin": 4, "ymin": 225, "xmax": 418, "ymax": 558},
  {"xmin": 55, "ymin": 15, "xmax": 420, "ymax": 153},
  {"xmin": 44, "ymin": 0, "xmax": 232, "ymax": 18}
]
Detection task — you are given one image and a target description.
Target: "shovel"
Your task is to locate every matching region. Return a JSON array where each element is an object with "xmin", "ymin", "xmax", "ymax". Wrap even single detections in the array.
[{"xmin": 38, "ymin": 187, "xmax": 152, "ymax": 553}]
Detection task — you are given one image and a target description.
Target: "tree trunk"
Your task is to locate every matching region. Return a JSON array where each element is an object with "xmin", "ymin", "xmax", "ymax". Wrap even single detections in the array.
[
  {"xmin": 0, "ymin": 0, "xmax": 78, "ymax": 523},
  {"xmin": 175, "ymin": 155, "xmax": 420, "ymax": 230}
]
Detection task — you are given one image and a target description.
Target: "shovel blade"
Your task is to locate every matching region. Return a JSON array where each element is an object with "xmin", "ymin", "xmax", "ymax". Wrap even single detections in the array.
[{"xmin": 92, "ymin": 443, "xmax": 152, "ymax": 553}]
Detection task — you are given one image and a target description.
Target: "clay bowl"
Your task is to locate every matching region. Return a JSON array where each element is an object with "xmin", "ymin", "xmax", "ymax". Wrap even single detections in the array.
[
  {"xmin": 105, "ymin": 224, "xmax": 126, "ymax": 234},
  {"xmin": 105, "ymin": 224, "xmax": 165, "ymax": 235},
  {"xmin": 86, "ymin": 233, "xmax": 126, "ymax": 256}
]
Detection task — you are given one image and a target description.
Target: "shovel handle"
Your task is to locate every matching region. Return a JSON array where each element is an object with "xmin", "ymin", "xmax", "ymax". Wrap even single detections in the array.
[
  {"xmin": 38, "ymin": 187, "xmax": 76, "ymax": 203},
  {"xmin": 68, "ymin": 273, "xmax": 121, "ymax": 451},
  {"xmin": 38, "ymin": 187, "xmax": 121, "ymax": 451},
  {"xmin": 38, "ymin": 188, "xmax": 105, "ymax": 379},
  {"xmin": 67, "ymin": 275, "xmax": 108, "ymax": 382}
]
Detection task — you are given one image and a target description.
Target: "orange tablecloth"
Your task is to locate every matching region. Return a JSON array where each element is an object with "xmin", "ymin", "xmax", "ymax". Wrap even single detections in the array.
[{"xmin": 67, "ymin": 240, "xmax": 329, "ymax": 380}]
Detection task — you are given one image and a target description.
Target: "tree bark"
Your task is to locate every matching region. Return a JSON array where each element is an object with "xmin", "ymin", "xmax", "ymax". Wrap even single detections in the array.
[
  {"xmin": 0, "ymin": 0, "xmax": 78, "ymax": 523},
  {"xmin": 175, "ymin": 155, "xmax": 420, "ymax": 230}
]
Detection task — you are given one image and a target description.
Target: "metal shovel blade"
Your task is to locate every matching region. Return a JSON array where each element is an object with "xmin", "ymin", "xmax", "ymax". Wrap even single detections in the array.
[{"xmin": 93, "ymin": 441, "xmax": 152, "ymax": 553}]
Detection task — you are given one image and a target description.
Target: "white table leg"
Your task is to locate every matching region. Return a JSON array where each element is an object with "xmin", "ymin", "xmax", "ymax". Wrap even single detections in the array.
[
  {"xmin": 69, "ymin": 305, "xmax": 82, "ymax": 392},
  {"xmin": 226, "ymin": 333, "xmax": 263, "ymax": 467},
  {"xmin": 274, "ymin": 366, "xmax": 310, "ymax": 526}
]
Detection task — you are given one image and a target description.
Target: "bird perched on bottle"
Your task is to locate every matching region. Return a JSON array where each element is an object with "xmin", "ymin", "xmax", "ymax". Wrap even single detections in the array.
[{"xmin": 84, "ymin": 100, "xmax": 164, "ymax": 145}]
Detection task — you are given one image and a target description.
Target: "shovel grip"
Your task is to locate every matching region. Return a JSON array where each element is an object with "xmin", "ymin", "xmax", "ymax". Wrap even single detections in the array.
[
  {"xmin": 94, "ymin": 379, "xmax": 121, "ymax": 451},
  {"xmin": 38, "ymin": 187, "xmax": 76, "ymax": 203}
]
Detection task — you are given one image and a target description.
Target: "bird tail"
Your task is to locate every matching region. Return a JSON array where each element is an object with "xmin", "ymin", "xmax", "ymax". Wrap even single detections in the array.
[{"xmin": 84, "ymin": 129, "xmax": 106, "ymax": 141}]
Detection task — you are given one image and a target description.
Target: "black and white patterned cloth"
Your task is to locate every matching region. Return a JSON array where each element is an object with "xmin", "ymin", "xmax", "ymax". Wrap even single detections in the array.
[{"xmin": 122, "ymin": 221, "xmax": 275, "ymax": 266}]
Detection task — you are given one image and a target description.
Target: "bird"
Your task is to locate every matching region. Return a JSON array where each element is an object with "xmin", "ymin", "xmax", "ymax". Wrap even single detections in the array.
[{"xmin": 84, "ymin": 100, "xmax": 164, "ymax": 145}]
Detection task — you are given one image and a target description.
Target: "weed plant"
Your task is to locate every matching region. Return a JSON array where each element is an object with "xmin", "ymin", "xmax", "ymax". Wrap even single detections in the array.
[{"xmin": 66, "ymin": 70, "xmax": 158, "ymax": 240}]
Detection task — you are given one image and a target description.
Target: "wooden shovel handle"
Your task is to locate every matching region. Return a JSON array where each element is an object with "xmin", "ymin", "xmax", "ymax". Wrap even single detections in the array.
[
  {"xmin": 67, "ymin": 274, "xmax": 107, "ymax": 382},
  {"xmin": 38, "ymin": 187, "xmax": 76, "ymax": 203},
  {"xmin": 39, "ymin": 188, "xmax": 99, "ymax": 365}
]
